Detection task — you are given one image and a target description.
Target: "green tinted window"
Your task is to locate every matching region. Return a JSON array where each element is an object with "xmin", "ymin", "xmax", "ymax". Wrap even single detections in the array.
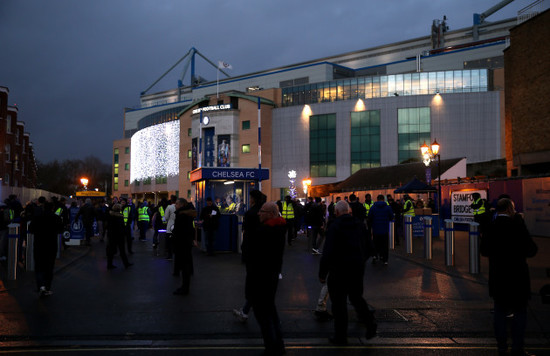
[
  {"xmin": 350, "ymin": 110, "xmax": 381, "ymax": 174},
  {"xmin": 310, "ymin": 114, "xmax": 336, "ymax": 177},
  {"xmin": 398, "ymin": 107, "xmax": 431, "ymax": 163}
]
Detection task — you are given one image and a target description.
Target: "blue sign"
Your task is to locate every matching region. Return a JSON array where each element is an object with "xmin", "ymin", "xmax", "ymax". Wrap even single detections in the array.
[
  {"xmin": 190, "ymin": 167, "xmax": 269, "ymax": 182},
  {"xmin": 69, "ymin": 206, "xmax": 85, "ymax": 240}
]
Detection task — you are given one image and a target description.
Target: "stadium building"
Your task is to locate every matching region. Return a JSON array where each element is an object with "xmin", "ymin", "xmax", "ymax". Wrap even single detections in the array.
[{"xmin": 112, "ymin": 6, "xmax": 547, "ymax": 205}]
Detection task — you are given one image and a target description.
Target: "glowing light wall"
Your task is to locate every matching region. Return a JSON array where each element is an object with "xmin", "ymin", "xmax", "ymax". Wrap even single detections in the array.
[{"xmin": 130, "ymin": 120, "xmax": 180, "ymax": 182}]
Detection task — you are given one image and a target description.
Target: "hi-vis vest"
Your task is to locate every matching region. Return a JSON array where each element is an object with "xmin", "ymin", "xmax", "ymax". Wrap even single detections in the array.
[
  {"xmin": 138, "ymin": 207, "xmax": 150, "ymax": 222},
  {"xmin": 282, "ymin": 201, "xmax": 294, "ymax": 219},
  {"xmin": 8, "ymin": 209, "xmax": 15, "ymax": 221},
  {"xmin": 123, "ymin": 206, "xmax": 130, "ymax": 225},
  {"xmin": 472, "ymin": 198, "xmax": 486, "ymax": 216},
  {"xmin": 403, "ymin": 200, "xmax": 415, "ymax": 216},
  {"xmin": 159, "ymin": 206, "xmax": 166, "ymax": 222},
  {"xmin": 55, "ymin": 207, "xmax": 62, "ymax": 216},
  {"xmin": 363, "ymin": 202, "xmax": 373, "ymax": 216}
]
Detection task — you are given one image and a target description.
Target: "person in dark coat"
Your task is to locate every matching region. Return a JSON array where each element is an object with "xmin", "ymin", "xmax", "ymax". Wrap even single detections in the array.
[
  {"xmin": 75, "ymin": 198, "xmax": 96, "ymax": 246},
  {"xmin": 481, "ymin": 198, "xmax": 538, "ymax": 356},
  {"xmin": 368, "ymin": 194, "xmax": 394, "ymax": 265},
  {"xmin": 233, "ymin": 189, "xmax": 267, "ymax": 322},
  {"xmin": 172, "ymin": 198, "xmax": 197, "ymax": 295},
  {"xmin": 319, "ymin": 200, "xmax": 376, "ymax": 345},
  {"xmin": 106, "ymin": 204, "xmax": 132, "ymax": 269},
  {"xmin": 30, "ymin": 200, "xmax": 62, "ymax": 298},
  {"xmin": 199, "ymin": 197, "xmax": 220, "ymax": 256},
  {"xmin": 245, "ymin": 201, "xmax": 286, "ymax": 355}
]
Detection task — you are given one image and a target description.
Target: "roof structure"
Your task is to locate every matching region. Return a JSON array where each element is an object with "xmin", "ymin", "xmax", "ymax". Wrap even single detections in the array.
[{"xmin": 331, "ymin": 158, "xmax": 464, "ymax": 192}]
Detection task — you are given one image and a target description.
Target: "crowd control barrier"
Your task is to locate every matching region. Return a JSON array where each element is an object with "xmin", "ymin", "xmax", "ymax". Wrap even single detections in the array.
[
  {"xmin": 469, "ymin": 222, "xmax": 480, "ymax": 274},
  {"xmin": 444, "ymin": 219, "xmax": 454, "ymax": 266},
  {"xmin": 7, "ymin": 223, "xmax": 20, "ymax": 280},
  {"xmin": 423, "ymin": 217, "xmax": 433, "ymax": 260},
  {"xmin": 388, "ymin": 220, "xmax": 395, "ymax": 250},
  {"xmin": 404, "ymin": 216, "xmax": 413, "ymax": 254}
]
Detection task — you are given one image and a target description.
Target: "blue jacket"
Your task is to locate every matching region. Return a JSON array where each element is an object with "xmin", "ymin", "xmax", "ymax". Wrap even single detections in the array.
[{"xmin": 368, "ymin": 201, "xmax": 394, "ymax": 235}]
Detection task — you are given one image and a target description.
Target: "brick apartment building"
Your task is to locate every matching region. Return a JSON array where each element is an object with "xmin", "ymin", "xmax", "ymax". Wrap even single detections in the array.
[{"xmin": 0, "ymin": 86, "xmax": 37, "ymax": 193}]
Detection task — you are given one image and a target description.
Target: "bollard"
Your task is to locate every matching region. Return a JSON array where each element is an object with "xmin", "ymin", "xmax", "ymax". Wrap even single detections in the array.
[
  {"xmin": 423, "ymin": 217, "xmax": 433, "ymax": 260},
  {"xmin": 404, "ymin": 215, "xmax": 413, "ymax": 254},
  {"xmin": 7, "ymin": 223, "xmax": 20, "ymax": 280},
  {"xmin": 444, "ymin": 219, "xmax": 454, "ymax": 266},
  {"xmin": 26, "ymin": 232, "xmax": 35, "ymax": 271},
  {"xmin": 469, "ymin": 222, "xmax": 480, "ymax": 274},
  {"xmin": 388, "ymin": 220, "xmax": 395, "ymax": 250}
]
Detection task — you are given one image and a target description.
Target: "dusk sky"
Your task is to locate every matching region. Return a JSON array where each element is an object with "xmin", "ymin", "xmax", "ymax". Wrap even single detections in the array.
[{"xmin": 0, "ymin": 0, "xmax": 536, "ymax": 164}]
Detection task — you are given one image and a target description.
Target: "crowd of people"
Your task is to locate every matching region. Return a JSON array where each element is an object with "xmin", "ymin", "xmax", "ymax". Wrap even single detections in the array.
[{"xmin": 0, "ymin": 190, "xmax": 538, "ymax": 356}]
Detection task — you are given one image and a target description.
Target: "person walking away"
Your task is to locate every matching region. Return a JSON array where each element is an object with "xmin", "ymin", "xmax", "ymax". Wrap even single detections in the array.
[
  {"xmin": 164, "ymin": 195, "xmax": 178, "ymax": 262},
  {"xmin": 319, "ymin": 200, "xmax": 376, "ymax": 345},
  {"xmin": 29, "ymin": 200, "xmax": 62, "ymax": 298},
  {"xmin": 152, "ymin": 198, "xmax": 168, "ymax": 250},
  {"xmin": 233, "ymin": 189, "xmax": 267, "ymax": 323},
  {"xmin": 137, "ymin": 201, "xmax": 151, "ymax": 242},
  {"xmin": 281, "ymin": 195, "xmax": 296, "ymax": 246},
  {"xmin": 387, "ymin": 195, "xmax": 402, "ymax": 246},
  {"xmin": 106, "ymin": 203, "xmax": 132, "ymax": 269},
  {"xmin": 172, "ymin": 198, "xmax": 197, "ymax": 295},
  {"xmin": 245, "ymin": 201, "xmax": 286, "ymax": 355},
  {"xmin": 310, "ymin": 197, "xmax": 325, "ymax": 254},
  {"xmin": 199, "ymin": 197, "xmax": 220, "ymax": 256},
  {"xmin": 120, "ymin": 198, "xmax": 134, "ymax": 254},
  {"xmin": 368, "ymin": 194, "xmax": 394, "ymax": 265},
  {"xmin": 481, "ymin": 198, "xmax": 537, "ymax": 356},
  {"xmin": 75, "ymin": 198, "xmax": 96, "ymax": 246}
]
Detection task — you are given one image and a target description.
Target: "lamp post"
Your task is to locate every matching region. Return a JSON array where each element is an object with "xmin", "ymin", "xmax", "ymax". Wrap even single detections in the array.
[
  {"xmin": 302, "ymin": 178, "xmax": 312, "ymax": 198},
  {"xmin": 421, "ymin": 140, "xmax": 441, "ymax": 220},
  {"xmin": 80, "ymin": 177, "xmax": 89, "ymax": 191}
]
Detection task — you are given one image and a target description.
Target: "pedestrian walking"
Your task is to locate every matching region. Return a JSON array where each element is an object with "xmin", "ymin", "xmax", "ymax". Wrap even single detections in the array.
[
  {"xmin": 29, "ymin": 199, "xmax": 62, "ymax": 298},
  {"xmin": 152, "ymin": 198, "xmax": 168, "ymax": 250},
  {"xmin": 233, "ymin": 189, "xmax": 266, "ymax": 323},
  {"xmin": 137, "ymin": 201, "xmax": 151, "ymax": 242},
  {"xmin": 481, "ymin": 198, "xmax": 538, "ymax": 356},
  {"xmin": 245, "ymin": 201, "xmax": 286, "ymax": 355},
  {"xmin": 368, "ymin": 194, "xmax": 394, "ymax": 265},
  {"xmin": 172, "ymin": 198, "xmax": 197, "ymax": 295},
  {"xmin": 281, "ymin": 195, "xmax": 296, "ymax": 246},
  {"xmin": 164, "ymin": 195, "xmax": 178, "ymax": 262},
  {"xmin": 319, "ymin": 200, "xmax": 377, "ymax": 345},
  {"xmin": 106, "ymin": 203, "xmax": 132, "ymax": 270}
]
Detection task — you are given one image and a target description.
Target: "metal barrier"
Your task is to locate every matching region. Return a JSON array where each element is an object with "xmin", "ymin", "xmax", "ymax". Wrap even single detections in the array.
[
  {"xmin": 404, "ymin": 215, "xmax": 413, "ymax": 254},
  {"xmin": 7, "ymin": 223, "xmax": 20, "ymax": 280},
  {"xmin": 469, "ymin": 222, "xmax": 480, "ymax": 274},
  {"xmin": 444, "ymin": 219, "xmax": 454, "ymax": 266},
  {"xmin": 388, "ymin": 220, "xmax": 395, "ymax": 250},
  {"xmin": 423, "ymin": 217, "xmax": 433, "ymax": 260}
]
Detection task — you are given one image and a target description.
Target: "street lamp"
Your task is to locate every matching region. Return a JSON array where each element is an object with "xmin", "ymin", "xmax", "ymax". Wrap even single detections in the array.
[
  {"xmin": 80, "ymin": 177, "xmax": 89, "ymax": 191},
  {"xmin": 420, "ymin": 140, "xmax": 441, "ymax": 220},
  {"xmin": 302, "ymin": 178, "xmax": 312, "ymax": 197}
]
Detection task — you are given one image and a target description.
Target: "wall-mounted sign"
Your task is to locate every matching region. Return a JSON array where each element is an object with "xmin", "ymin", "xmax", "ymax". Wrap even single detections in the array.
[
  {"xmin": 190, "ymin": 167, "xmax": 269, "ymax": 183},
  {"xmin": 451, "ymin": 189, "xmax": 487, "ymax": 223},
  {"xmin": 192, "ymin": 104, "xmax": 232, "ymax": 114},
  {"xmin": 76, "ymin": 191, "xmax": 106, "ymax": 197}
]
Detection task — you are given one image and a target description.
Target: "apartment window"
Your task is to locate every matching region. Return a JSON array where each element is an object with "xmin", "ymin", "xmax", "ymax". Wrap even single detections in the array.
[
  {"xmin": 187, "ymin": 190, "xmax": 192, "ymax": 199},
  {"xmin": 114, "ymin": 148, "xmax": 119, "ymax": 164},
  {"xmin": 188, "ymin": 149, "xmax": 192, "ymax": 158},
  {"xmin": 310, "ymin": 113, "xmax": 336, "ymax": 177},
  {"xmin": 398, "ymin": 107, "xmax": 431, "ymax": 163},
  {"xmin": 114, "ymin": 183, "xmax": 118, "ymax": 191},
  {"xmin": 242, "ymin": 144, "xmax": 251, "ymax": 153},
  {"xmin": 125, "ymin": 163, "xmax": 129, "ymax": 170},
  {"xmin": 5, "ymin": 144, "xmax": 10, "ymax": 162},
  {"xmin": 125, "ymin": 147, "xmax": 130, "ymax": 154},
  {"xmin": 124, "ymin": 180, "xmax": 129, "ymax": 187},
  {"xmin": 6, "ymin": 115, "xmax": 11, "ymax": 133},
  {"xmin": 242, "ymin": 120, "xmax": 250, "ymax": 130},
  {"xmin": 114, "ymin": 167, "xmax": 119, "ymax": 175},
  {"xmin": 15, "ymin": 129, "xmax": 19, "ymax": 144},
  {"xmin": 350, "ymin": 110, "xmax": 381, "ymax": 174},
  {"xmin": 188, "ymin": 128, "xmax": 192, "ymax": 136},
  {"xmin": 114, "ymin": 177, "xmax": 119, "ymax": 184}
]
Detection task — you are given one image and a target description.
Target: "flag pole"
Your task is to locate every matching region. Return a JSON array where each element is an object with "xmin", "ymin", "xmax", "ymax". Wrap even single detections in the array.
[
  {"xmin": 258, "ymin": 97, "xmax": 262, "ymax": 191},
  {"xmin": 199, "ymin": 111, "xmax": 203, "ymax": 168}
]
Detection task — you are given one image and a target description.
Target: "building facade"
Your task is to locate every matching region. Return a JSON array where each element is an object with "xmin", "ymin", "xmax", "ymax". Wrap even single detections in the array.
[
  {"xmin": 113, "ymin": 15, "xmax": 540, "ymax": 202},
  {"xmin": 0, "ymin": 86, "xmax": 37, "ymax": 194}
]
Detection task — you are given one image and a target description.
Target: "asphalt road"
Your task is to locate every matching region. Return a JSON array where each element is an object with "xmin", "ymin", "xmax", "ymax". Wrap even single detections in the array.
[{"xmin": 1, "ymin": 230, "xmax": 549, "ymax": 355}]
